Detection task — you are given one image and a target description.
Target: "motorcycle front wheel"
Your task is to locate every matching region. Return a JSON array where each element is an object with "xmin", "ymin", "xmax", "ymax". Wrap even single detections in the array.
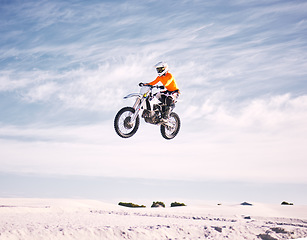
[
  {"xmin": 114, "ymin": 107, "xmax": 140, "ymax": 138},
  {"xmin": 160, "ymin": 112, "xmax": 181, "ymax": 140}
]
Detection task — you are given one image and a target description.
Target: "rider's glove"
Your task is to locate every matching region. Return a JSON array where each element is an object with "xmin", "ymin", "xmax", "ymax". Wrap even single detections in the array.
[{"xmin": 139, "ymin": 82, "xmax": 144, "ymax": 87}]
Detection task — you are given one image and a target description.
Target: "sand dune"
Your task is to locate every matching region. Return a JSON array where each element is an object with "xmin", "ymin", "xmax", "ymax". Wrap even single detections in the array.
[{"xmin": 0, "ymin": 198, "xmax": 306, "ymax": 239}]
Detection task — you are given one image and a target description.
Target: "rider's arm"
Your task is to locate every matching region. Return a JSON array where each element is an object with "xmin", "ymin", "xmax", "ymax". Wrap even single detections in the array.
[{"xmin": 147, "ymin": 77, "xmax": 160, "ymax": 86}]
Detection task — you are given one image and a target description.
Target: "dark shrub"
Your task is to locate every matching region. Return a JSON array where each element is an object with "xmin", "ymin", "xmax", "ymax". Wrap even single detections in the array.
[
  {"xmin": 281, "ymin": 201, "xmax": 293, "ymax": 205},
  {"xmin": 271, "ymin": 227, "xmax": 288, "ymax": 234},
  {"xmin": 118, "ymin": 202, "xmax": 146, "ymax": 208},
  {"xmin": 151, "ymin": 201, "xmax": 165, "ymax": 208},
  {"xmin": 170, "ymin": 202, "xmax": 186, "ymax": 207},
  {"xmin": 212, "ymin": 226, "xmax": 222, "ymax": 233},
  {"xmin": 257, "ymin": 234, "xmax": 277, "ymax": 240}
]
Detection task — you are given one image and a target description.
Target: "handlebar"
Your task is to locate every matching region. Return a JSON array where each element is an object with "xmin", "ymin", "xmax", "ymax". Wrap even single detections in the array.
[{"xmin": 139, "ymin": 82, "xmax": 165, "ymax": 89}]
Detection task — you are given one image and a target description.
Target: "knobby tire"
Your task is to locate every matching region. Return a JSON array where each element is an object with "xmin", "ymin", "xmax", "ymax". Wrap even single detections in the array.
[
  {"xmin": 114, "ymin": 107, "xmax": 140, "ymax": 138},
  {"xmin": 160, "ymin": 112, "xmax": 181, "ymax": 140}
]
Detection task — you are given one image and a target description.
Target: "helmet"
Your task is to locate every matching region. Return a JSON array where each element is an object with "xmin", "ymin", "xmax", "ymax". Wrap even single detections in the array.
[{"xmin": 155, "ymin": 61, "xmax": 169, "ymax": 77}]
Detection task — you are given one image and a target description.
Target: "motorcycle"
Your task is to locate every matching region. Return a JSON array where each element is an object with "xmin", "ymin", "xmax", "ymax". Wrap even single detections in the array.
[{"xmin": 114, "ymin": 83, "xmax": 181, "ymax": 140}]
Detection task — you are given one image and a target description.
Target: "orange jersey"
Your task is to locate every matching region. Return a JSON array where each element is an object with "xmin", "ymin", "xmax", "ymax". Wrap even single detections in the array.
[{"xmin": 148, "ymin": 72, "xmax": 179, "ymax": 92}]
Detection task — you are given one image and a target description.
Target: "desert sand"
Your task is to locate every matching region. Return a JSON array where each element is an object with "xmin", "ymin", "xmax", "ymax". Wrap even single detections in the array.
[{"xmin": 0, "ymin": 198, "xmax": 306, "ymax": 240}]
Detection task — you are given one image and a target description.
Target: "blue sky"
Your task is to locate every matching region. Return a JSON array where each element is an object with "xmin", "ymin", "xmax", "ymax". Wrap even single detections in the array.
[{"xmin": 1, "ymin": 0, "xmax": 307, "ymax": 203}]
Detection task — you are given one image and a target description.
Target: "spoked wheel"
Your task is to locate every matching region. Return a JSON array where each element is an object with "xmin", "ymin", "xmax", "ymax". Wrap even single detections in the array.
[
  {"xmin": 114, "ymin": 107, "xmax": 140, "ymax": 138},
  {"xmin": 160, "ymin": 112, "xmax": 181, "ymax": 140}
]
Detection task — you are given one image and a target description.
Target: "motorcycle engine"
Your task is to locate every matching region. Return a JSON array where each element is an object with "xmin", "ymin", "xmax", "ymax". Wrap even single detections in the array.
[{"xmin": 142, "ymin": 109, "xmax": 160, "ymax": 124}]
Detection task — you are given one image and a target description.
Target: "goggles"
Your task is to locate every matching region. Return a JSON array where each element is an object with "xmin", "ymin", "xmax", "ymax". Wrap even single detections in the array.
[{"xmin": 156, "ymin": 67, "xmax": 165, "ymax": 73}]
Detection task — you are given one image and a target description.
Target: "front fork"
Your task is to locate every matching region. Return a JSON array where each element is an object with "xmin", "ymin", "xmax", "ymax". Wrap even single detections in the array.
[{"xmin": 131, "ymin": 97, "xmax": 142, "ymax": 122}]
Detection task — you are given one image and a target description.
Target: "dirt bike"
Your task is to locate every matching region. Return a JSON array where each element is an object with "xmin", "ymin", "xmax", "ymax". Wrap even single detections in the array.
[{"xmin": 114, "ymin": 83, "xmax": 181, "ymax": 140}]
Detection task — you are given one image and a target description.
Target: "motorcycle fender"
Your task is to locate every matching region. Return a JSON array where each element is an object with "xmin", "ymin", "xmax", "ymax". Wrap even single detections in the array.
[{"xmin": 124, "ymin": 93, "xmax": 142, "ymax": 99}]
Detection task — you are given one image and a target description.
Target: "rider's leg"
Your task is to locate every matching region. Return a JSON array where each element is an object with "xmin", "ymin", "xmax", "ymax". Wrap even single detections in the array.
[
  {"xmin": 156, "ymin": 92, "xmax": 166, "ymax": 104},
  {"xmin": 162, "ymin": 96, "xmax": 175, "ymax": 120},
  {"xmin": 156, "ymin": 92, "xmax": 168, "ymax": 120},
  {"xmin": 157, "ymin": 91, "xmax": 178, "ymax": 121}
]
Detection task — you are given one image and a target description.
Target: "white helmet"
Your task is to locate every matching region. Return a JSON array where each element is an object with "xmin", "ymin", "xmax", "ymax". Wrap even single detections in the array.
[{"xmin": 155, "ymin": 61, "xmax": 169, "ymax": 77}]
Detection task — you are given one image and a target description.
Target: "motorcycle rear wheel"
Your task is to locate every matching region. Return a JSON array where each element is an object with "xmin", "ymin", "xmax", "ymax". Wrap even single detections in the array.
[
  {"xmin": 114, "ymin": 107, "xmax": 140, "ymax": 138},
  {"xmin": 160, "ymin": 112, "xmax": 181, "ymax": 140}
]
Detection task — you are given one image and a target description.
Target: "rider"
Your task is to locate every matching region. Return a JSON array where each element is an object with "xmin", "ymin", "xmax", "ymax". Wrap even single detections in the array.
[{"xmin": 143, "ymin": 61, "xmax": 180, "ymax": 122}]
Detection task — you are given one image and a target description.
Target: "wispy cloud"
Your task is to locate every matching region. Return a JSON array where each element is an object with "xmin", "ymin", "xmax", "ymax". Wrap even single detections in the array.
[{"xmin": 0, "ymin": 93, "xmax": 306, "ymax": 183}]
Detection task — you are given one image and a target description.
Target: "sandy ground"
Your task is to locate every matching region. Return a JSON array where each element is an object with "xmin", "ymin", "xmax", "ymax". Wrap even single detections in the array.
[{"xmin": 0, "ymin": 198, "xmax": 306, "ymax": 240}]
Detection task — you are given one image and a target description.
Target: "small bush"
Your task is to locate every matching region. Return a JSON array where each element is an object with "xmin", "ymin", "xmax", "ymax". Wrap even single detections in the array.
[
  {"xmin": 212, "ymin": 226, "xmax": 222, "ymax": 233},
  {"xmin": 281, "ymin": 201, "xmax": 293, "ymax": 205},
  {"xmin": 271, "ymin": 227, "xmax": 288, "ymax": 234},
  {"xmin": 170, "ymin": 202, "xmax": 186, "ymax": 207},
  {"xmin": 257, "ymin": 234, "xmax": 277, "ymax": 240},
  {"xmin": 151, "ymin": 201, "xmax": 165, "ymax": 208},
  {"xmin": 118, "ymin": 202, "xmax": 146, "ymax": 208}
]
